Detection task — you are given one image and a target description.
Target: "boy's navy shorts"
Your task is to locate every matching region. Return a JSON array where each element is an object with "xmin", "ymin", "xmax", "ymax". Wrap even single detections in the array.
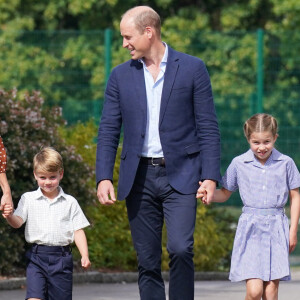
[{"xmin": 25, "ymin": 244, "xmax": 73, "ymax": 300}]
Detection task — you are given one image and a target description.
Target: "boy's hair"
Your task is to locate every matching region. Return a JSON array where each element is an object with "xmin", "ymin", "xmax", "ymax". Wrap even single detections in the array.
[
  {"xmin": 33, "ymin": 147, "xmax": 63, "ymax": 173},
  {"xmin": 243, "ymin": 113, "xmax": 278, "ymax": 140}
]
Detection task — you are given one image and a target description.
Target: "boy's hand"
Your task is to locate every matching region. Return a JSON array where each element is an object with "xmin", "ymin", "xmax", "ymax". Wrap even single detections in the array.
[
  {"xmin": 81, "ymin": 256, "xmax": 91, "ymax": 269},
  {"xmin": 1, "ymin": 203, "xmax": 13, "ymax": 218}
]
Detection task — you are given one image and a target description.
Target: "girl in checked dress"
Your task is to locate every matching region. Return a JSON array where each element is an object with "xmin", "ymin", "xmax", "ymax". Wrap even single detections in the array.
[{"xmin": 197, "ymin": 113, "xmax": 300, "ymax": 300}]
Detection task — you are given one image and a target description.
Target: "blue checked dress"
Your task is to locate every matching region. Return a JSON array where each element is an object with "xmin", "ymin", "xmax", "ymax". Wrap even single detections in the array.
[{"xmin": 222, "ymin": 148, "xmax": 300, "ymax": 282}]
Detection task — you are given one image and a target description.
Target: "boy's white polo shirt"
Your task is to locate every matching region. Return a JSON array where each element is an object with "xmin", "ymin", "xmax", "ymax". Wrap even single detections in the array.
[{"xmin": 13, "ymin": 187, "xmax": 90, "ymax": 246}]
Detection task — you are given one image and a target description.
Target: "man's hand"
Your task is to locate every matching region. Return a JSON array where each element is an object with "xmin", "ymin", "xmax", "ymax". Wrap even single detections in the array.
[
  {"xmin": 197, "ymin": 180, "xmax": 216, "ymax": 205},
  {"xmin": 97, "ymin": 180, "xmax": 116, "ymax": 205}
]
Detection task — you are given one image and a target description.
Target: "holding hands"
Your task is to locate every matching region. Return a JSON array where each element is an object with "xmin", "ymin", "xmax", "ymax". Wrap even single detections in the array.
[
  {"xmin": 197, "ymin": 181, "xmax": 232, "ymax": 205},
  {"xmin": 0, "ymin": 172, "xmax": 13, "ymax": 218},
  {"xmin": 0, "ymin": 202, "xmax": 13, "ymax": 218},
  {"xmin": 196, "ymin": 180, "xmax": 216, "ymax": 205}
]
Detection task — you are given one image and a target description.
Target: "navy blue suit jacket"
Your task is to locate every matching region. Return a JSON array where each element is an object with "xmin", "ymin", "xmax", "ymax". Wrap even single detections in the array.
[{"xmin": 96, "ymin": 47, "xmax": 221, "ymax": 200}]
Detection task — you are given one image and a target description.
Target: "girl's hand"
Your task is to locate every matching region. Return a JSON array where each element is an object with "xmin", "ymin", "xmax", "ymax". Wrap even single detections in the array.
[
  {"xmin": 197, "ymin": 181, "xmax": 208, "ymax": 204},
  {"xmin": 289, "ymin": 230, "xmax": 298, "ymax": 253},
  {"xmin": 81, "ymin": 256, "xmax": 91, "ymax": 269}
]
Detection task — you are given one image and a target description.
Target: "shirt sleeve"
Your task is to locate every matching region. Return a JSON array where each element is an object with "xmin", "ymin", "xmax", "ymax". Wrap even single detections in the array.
[
  {"xmin": 287, "ymin": 158, "xmax": 300, "ymax": 190},
  {"xmin": 221, "ymin": 158, "xmax": 238, "ymax": 192},
  {"xmin": 0, "ymin": 137, "xmax": 7, "ymax": 173},
  {"xmin": 13, "ymin": 194, "xmax": 27, "ymax": 223},
  {"xmin": 71, "ymin": 199, "xmax": 90, "ymax": 231}
]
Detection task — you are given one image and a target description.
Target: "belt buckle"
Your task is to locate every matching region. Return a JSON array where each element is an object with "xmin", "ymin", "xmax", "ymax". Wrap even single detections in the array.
[{"xmin": 151, "ymin": 157, "xmax": 160, "ymax": 166}]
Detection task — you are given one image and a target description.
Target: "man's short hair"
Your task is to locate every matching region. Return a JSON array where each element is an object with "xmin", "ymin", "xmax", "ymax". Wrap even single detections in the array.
[{"xmin": 123, "ymin": 6, "xmax": 161, "ymax": 36}]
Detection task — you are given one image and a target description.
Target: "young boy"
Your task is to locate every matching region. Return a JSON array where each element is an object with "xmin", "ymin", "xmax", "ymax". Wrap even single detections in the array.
[{"xmin": 5, "ymin": 147, "xmax": 91, "ymax": 300}]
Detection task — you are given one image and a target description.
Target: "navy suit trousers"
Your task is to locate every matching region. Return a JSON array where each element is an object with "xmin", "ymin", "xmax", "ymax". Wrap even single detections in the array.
[{"xmin": 126, "ymin": 163, "xmax": 197, "ymax": 300}]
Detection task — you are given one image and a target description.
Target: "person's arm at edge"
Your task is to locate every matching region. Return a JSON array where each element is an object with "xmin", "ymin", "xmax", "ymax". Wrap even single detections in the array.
[
  {"xmin": 289, "ymin": 188, "xmax": 300, "ymax": 253},
  {"xmin": 74, "ymin": 229, "xmax": 91, "ymax": 269},
  {"xmin": 0, "ymin": 173, "xmax": 13, "ymax": 217},
  {"xmin": 193, "ymin": 59, "xmax": 221, "ymax": 185},
  {"xmin": 96, "ymin": 69, "xmax": 122, "ymax": 205}
]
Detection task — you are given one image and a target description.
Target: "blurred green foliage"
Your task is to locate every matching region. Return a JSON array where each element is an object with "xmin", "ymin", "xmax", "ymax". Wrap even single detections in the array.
[
  {"xmin": 1, "ymin": 0, "xmax": 300, "ymax": 126},
  {"xmin": 1, "ymin": 1, "xmax": 299, "ymax": 31}
]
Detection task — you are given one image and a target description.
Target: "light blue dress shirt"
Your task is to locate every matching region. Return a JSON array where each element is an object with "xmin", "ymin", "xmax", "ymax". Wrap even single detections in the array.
[{"xmin": 140, "ymin": 43, "xmax": 168, "ymax": 157}]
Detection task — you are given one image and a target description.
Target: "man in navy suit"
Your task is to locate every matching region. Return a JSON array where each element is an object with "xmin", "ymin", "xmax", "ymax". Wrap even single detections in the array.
[{"xmin": 96, "ymin": 6, "xmax": 221, "ymax": 300}]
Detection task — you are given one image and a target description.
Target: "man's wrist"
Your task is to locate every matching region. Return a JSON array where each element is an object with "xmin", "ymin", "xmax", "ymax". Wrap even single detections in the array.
[{"xmin": 202, "ymin": 179, "xmax": 217, "ymax": 183}]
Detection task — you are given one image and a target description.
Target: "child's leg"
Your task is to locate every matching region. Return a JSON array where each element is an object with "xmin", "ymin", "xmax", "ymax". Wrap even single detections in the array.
[
  {"xmin": 47, "ymin": 252, "xmax": 73, "ymax": 300},
  {"xmin": 27, "ymin": 245, "xmax": 72, "ymax": 300},
  {"xmin": 26, "ymin": 252, "xmax": 47, "ymax": 300},
  {"xmin": 262, "ymin": 280, "xmax": 280, "ymax": 300},
  {"xmin": 245, "ymin": 279, "xmax": 263, "ymax": 300}
]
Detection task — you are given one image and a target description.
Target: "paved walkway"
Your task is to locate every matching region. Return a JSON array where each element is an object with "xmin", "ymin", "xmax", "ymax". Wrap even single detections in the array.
[
  {"xmin": 1, "ymin": 280, "xmax": 300, "ymax": 300},
  {"xmin": 0, "ymin": 270, "xmax": 300, "ymax": 299}
]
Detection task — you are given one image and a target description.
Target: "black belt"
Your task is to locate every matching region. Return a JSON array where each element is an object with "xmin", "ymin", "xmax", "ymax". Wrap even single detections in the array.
[
  {"xmin": 140, "ymin": 157, "xmax": 165, "ymax": 166},
  {"xmin": 32, "ymin": 243, "xmax": 72, "ymax": 254}
]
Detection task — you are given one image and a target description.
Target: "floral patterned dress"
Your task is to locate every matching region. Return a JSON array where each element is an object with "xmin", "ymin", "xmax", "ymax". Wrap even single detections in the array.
[{"xmin": 0, "ymin": 137, "xmax": 7, "ymax": 173}]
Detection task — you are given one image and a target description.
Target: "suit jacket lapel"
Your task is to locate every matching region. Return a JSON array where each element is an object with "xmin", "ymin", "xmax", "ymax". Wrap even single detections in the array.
[
  {"xmin": 159, "ymin": 47, "xmax": 179, "ymax": 126},
  {"xmin": 131, "ymin": 60, "xmax": 147, "ymax": 119}
]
